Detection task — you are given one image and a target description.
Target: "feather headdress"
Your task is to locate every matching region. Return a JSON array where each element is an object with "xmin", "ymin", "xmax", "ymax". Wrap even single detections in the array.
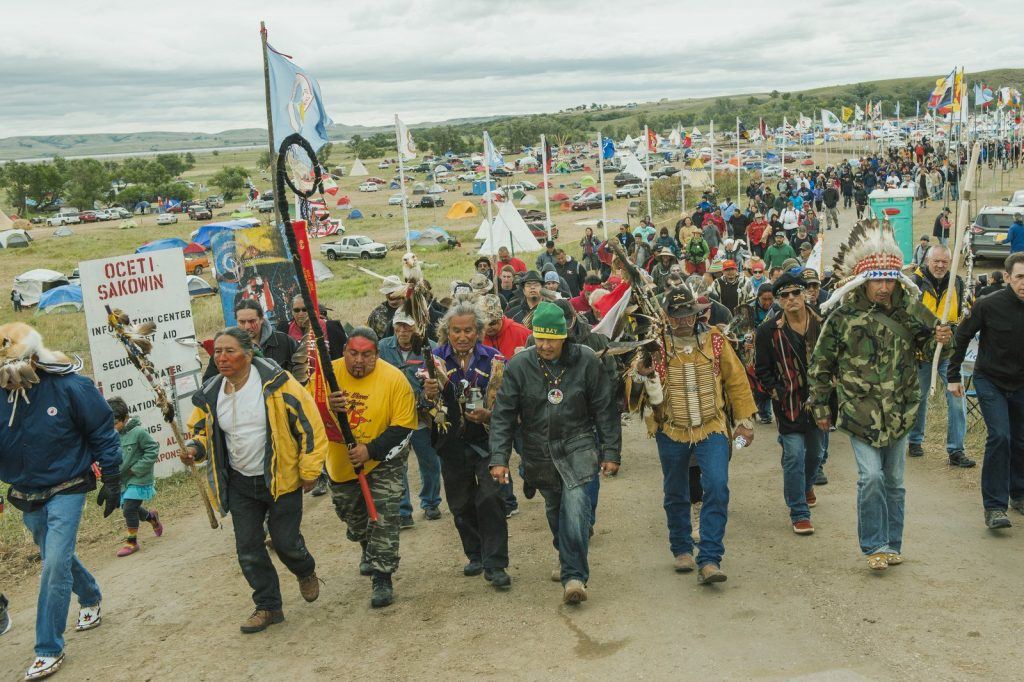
[{"xmin": 821, "ymin": 218, "xmax": 919, "ymax": 313}]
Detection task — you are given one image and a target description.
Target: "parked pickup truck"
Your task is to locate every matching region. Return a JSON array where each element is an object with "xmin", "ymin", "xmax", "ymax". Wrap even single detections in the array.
[{"xmin": 320, "ymin": 235, "xmax": 388, "ymax": 260}]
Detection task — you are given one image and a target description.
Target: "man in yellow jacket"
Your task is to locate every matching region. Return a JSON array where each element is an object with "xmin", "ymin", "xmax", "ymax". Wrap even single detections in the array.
[
  {"xmin": 327, "ymin": 327, "xmax": 418, "ymax": 609},
  {"xmin": 908, "ymin": 245, "xmax": 975, "ymax": 468},
  {"xmin": 184, "ymin": 327, "xmax": 328, "ymax": 634}
]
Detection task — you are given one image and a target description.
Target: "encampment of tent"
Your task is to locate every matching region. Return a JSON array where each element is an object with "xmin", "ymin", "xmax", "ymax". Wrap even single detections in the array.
[
  {"xmin": 37, "ymin": 284, "xmax": 83, "ymax": 314},
  {"xmin": 136, "ymin": 237, "xmax": 189, "ymax": 253},
  {"xmin": 350, "ymin": 159, "xmax": 369, "ymax": 176},
  {"xmin": 0, "ymin": 229, "xmax": 31, "ymax": 248},
  {"xmin": 52, "ymin": 225, "xmax": 74, "ymax": 237},
  {"xmin": 186, "ymin": 275, "xmax": 215, "ymax": 297},
  {"xmin": 478, "ymin": 202, "xmax": 541, "ymax": 256},
  {"xmin": 14, "ymin": 269, "xmax": 69, "ymax": 306},
  {"xmin": 445, "ymin": 200, "xmax": 479, "ymax": 219}
]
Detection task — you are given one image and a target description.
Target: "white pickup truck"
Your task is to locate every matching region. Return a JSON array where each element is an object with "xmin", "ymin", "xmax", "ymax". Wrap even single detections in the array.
[{"xmin": 320, "ymin": 235, "xmax": 388, "ymax": 260}]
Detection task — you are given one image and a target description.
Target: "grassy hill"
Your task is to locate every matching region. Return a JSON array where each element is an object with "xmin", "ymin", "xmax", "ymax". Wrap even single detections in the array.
[{"xmin": 2, "ymin": 68, "xmax": 1021, "ymax": 161}]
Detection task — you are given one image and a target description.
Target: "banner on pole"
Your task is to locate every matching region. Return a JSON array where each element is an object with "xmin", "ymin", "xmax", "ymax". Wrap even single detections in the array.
[
  {"xmin": 211, "ymin": 224, "xmax": 299, "ymax": 326},
  {"xmin": 80, "ymin": 249, "xmax": 202, "ymax": 478}
]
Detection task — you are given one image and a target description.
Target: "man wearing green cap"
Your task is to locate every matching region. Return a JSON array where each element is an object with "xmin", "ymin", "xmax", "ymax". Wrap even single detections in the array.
[{"xmin": 489, "ymin": 302, "xmax": 622, "ymax": 605}]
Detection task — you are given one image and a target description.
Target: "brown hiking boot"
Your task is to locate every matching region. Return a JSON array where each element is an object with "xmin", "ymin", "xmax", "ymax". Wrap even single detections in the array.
[
  {"xmin": 240, "ymin": 609, "xmax": 284, "ymax": 634},
  {"xmin": 673, "ymin": 553, "xmax": 696, "ymax": 573},
  {"xmin": 298, "ymin": 572, "xmax": 321, "ymax": 603},
  {"xmin": 698, "ymin": 563, "xmax": 727, "ymax": 584},
  {"xmin": 563, "ymin": 579, "xmax": 588, "ymax": 605}
]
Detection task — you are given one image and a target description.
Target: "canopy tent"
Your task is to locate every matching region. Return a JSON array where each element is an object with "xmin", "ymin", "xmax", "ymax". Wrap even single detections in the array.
[
  {"xmin": 14, "ymin": 269, "xmax": 69, "ymax": 306},
  {"xmin": 0, "ymin": 211, "xmax": 14, "ymax": 230},
  {"xmin": 136, "ymin": 237, "xmax": 189, "ymax": 253},
  {"xmin": 52, "ymin": 225, "xmax": 74, "ymax": 237},
  {"xmin": 349, "ymin": 159, "xmax": 369, "ymax": 176},
  {"xmin": 311, "ymin": 259, "xmax": 334, "ymax": 282},
  {"xmin": 0, "ymin": 229, "xmax": 31, "ymax": 248},
  {"xmin": 445, "ymin": 200, "xmax": 479, "ymax": 219},
  {"xmin": 185, "ymin": 275, "xmax": 215, "ymax": 298},
  {"xmin": 477, "ymin": 202, "xmax": 541, "ymax": 256},
  {"xmin": 409, "ymin": 227, "xmax": 453, "ymax": 247},
  {"xmin": 37, "ymin": 284, "xmax": 83, "ymax": 314},
  {"xmin": 191, "ymin": 218, "xmax": 259, "ymax": 249}
]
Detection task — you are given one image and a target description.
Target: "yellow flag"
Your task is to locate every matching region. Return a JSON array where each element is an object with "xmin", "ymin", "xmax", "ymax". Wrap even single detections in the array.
[{"xmin": 841, "ymin": 106, "xmax": 853, "ymax": 122}]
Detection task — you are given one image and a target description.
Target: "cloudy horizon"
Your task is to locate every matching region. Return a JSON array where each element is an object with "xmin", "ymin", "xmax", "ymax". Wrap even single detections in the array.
[{"xmin": 2, "ymin": 0, "xmax": 1022, "ymax": 139}]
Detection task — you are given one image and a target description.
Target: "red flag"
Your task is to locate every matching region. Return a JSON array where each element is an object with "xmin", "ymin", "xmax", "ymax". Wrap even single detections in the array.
[
  {"xmin": 292, "ymin": 220, "xmax": 345, "ymax": 443},
  {"xmin": 759, "ymin": 118, "xmax": 767, "ymax": 138},
  {"xmin": 646, "ymin": 128, "xmax": 658, "ymax": 152},
  {"xmin": 544, "ymin": 139, "xmax": 553, "ymax": 173},
  {"xmin": 683, "ymin": 133, "xmax": 692, "ymax": 149}
]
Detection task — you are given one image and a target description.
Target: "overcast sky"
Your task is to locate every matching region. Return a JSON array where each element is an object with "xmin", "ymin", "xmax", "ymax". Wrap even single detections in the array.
[{"xmin": 2, "ymin": 0, "xmax": 1022, "ymax": 138}]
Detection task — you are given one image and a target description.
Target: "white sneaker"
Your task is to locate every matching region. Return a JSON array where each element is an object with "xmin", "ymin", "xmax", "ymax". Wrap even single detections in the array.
[
  {"xmin": 75, "ymin": 604, "xmax": 101, "ymax": 631},
  {"xmin": 563, "ymin": 579, "xmax": 588, "ymax": 605},
  {"xmin": 25, "ymin": 654, "xmax": 64, "ymax": 680}
]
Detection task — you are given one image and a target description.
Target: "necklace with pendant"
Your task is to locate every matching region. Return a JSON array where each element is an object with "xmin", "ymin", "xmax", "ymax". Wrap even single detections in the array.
[{"xmin": 539, "ymin": 359, "xmax": 567, "ymax": 405}]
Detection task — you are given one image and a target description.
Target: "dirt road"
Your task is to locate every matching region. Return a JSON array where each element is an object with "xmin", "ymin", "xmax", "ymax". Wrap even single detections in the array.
[{"xmin": 1, "ymin": 415, "xmax": 1018, "ymax": 680}]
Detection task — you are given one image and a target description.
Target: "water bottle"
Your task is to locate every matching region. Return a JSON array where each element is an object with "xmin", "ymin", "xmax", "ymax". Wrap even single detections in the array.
[{"xmin": 733, "ymin": 435, "xmax": 748, "ymax": 450}]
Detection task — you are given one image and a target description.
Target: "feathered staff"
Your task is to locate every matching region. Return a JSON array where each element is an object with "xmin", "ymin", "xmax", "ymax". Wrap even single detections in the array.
[
  {"xmin": 104, "ymin": 306, "xmax": 220, "ymax": 529},
  {"xmin": 400, "ymin": 252, "xmax": 448, "ymax": 432},
  {"xmin": 606, "ymin": 238, "xmax": 668, "ymax": 381}
]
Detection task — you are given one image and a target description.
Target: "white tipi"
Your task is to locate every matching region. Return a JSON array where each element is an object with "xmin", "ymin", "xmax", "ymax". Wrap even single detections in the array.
[
  {"xmin": 349, "ymin": 159, "xmax": 369, "ymax": 176},
  {"xmin": 478, "ymin": 202, "xmax": 541, "ymax": 256}
]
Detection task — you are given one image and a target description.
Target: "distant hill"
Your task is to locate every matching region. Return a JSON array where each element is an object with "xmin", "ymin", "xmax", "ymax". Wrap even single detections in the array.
[{"xmin": 2, "ymin": 68, "xmax": 1021, "ymax": 161}]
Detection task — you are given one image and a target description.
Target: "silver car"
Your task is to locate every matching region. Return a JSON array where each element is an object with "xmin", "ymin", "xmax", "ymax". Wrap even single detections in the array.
[{"xmin": 969, "ymin": 206, "xmax": 1021, "ymax": 260}]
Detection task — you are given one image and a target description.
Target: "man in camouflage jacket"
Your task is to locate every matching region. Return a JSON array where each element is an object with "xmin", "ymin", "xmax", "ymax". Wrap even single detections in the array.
[{"xmin": 808, "ymin": 282, "xmax": 952, "ymax": 570}]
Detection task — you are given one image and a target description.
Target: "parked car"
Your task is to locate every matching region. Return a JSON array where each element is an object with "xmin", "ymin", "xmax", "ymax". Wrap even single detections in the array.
[
  {"xmin": 188, "ymin": 205, "xmax": 213, "ymax": 220},
  {"xmin": 491, "ymin": 167, "xmax": 513, "ymax": 177},
  {"xmin": 650, "ymin": 165, "xmax": 680, "ymax": 178},
  {"xmin": 185, "ymin": 254, "xmax": 210, "ymax": 276},
  {"xmin": 207, "ymin": 195, "xmax": 225, "ymax": 208},
  {"xmin": 92, "ymin": 209, "xmax": 112, "ymax": 221},
  {"xmin": 46, "ymin": 213, "xmax": 79, "ymax": 226},
  {"xmin": 254, "ymin": 199, "xmax": 275, "ymax": 213},
  {"xmin": 571, "ymin": 196, "xmax": 604, "ymax": 211},
  {"xmin": 970, "ymin": 205, "xmax": 1019, "ymax": 260},
  {"xmin": 359, "ymin": 181, "xmax": 380, "ymax": 192},
  {"xmin": 627, "ymin": 200, "xmax": 642, "ymax": 218},
  {"xmin": 1004, "ymin": 190, "xmax": 1024, "ymax": 207},
  {"xmin": 616, "ymin": 184, "xmax": 644, "ymax": 198},
  {"xmin": 109, "ymin": 207, "xmax": 132, "ymax": 219},
  {"xmin": 457, "ymin": 171, "xmax": 477, "ymax": 181},
  {"xmin": 613, "ymin": 172, "xmax": 640, "ymax": 187},
  {"xmin": 156, "ymin": 213, "xmax": 178, "ymax": 225},
  {"xmin": 528, "ymin": 224, "xmax": 560, "ymax": 241},
  {"xmin": 78, "ymin": 211, "xmax": 99, "ymax": 223},
  {"xmin": 414, "ymin": 195, "xmax": 445, "ymax": 208},
  {"xmin": 320, "ymin": 235, "xmax": 388, "ymax": 260},
  {"xmin": 366, "ymin": 177, "xmax": 387, "ymax": 185},
  {"xmin": 387, "ymin": 194, "xmax": 407, "ymax": 206},
  {"xmin": 378, "ymin": 160, "xmax": 391, "ymax": 169}
]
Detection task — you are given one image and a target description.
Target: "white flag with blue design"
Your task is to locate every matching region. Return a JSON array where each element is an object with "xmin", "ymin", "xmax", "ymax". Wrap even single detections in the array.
[
  {"xmin": 266, "ymin": 44, "xmax": 333, "ymax": 152},
  {"xmin": 483, "ymin": 131, "xmax": 504, "ymax": 171}
]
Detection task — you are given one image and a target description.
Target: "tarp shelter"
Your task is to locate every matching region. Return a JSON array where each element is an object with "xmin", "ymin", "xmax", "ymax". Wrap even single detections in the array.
[
  {"xmin": 478, "ymin": 202, "xmax": 541, "ymax": 256},
  {"xmin": 14, "ymin": 269, "xmax": 69, "ymax": 306},
  {"xmin": 0, "ymin": 212, "xmax": 14, "ymax": 230},
  {"xmin": 409, "ymin": 227, "xmax": 453, "ymax": 247},
  {"xmin": 186, "ymin": 275, "xmax": 215, "ymax": 298},
  {"xmin": 446, "ymin": 201, "xmax": 479, "ymax": 219},
  {"xmin": 37, "ymin": 284, "xmax": 83, "ymax": 313},
  {"xmin": 183, "ymin": 241, "xmax": 206, "ymax": 255},
  {"xmin": 349, "ymin": 209, "xmax": 364, "ymax": 220},
  {"xmin": 192, "ymin": 219, "xmax": 259, "ymax": 249},
  {"xmin": 52, "ymin": 225, "xmax": 74, "ymax": 237},
  {"xmin": 311, "ymin": 259, "xmax": 334, "ymax": 282},
  {"xmin": 350, "ymin": 159, "xmax": 369, "ymax": 176},
  {"xmin": 412, "ymin": 182, "xmax": 427, "ymax": 195},
  {"xmin": 0, "ymin": 229, "xmax": 31, "ymax": 248},
  {"xmin": 136, "ymin": 237, "xmax": 189, "ymax": 253}
]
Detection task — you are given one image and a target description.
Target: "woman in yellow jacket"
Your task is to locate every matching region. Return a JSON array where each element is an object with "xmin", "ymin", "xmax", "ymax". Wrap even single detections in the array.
[{"xmin": 183, "ymin": 327, "xmax": 328, "ymax": 634}]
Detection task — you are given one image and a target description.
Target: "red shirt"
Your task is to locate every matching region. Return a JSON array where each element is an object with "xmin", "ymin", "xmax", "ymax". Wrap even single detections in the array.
[
  {"xmin": 483, "ymin": 317, "xmax": 531, "ymax": 358},
  {"xmin": 498, "ymin": 257, "xmax": 527, "ymax": 273}
]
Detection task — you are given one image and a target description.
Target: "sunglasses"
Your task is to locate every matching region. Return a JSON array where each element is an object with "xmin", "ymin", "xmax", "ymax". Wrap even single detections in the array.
[
  {"xmin": 777, "ymin": 290, "xmax": 804, "ymax": 299},
  {"xmin": 752, "ymin": 270, "xmax": 764, "ymax": 274},
  {"xmin": 292, "ymin": 307, "xmax": 307, "ymax": 313}
]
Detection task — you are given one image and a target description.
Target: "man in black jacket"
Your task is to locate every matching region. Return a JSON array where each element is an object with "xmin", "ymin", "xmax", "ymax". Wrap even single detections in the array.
[
  {"xmin": 489, "ymin": 302, "xmax": 621, "ymax": 605},
  {"xmin": 949, "ymin": 252, "xmax": 1024, "ymax": 529},
  {"xmin": 553, "ymin": 249, "xmax": 587, "ymax": 297},
  {"xmin": 823, "ymin": 183, "xmax": 840, "ymax": 231},
  {"xmin": 754, "ymin": 272, "xmax": 827, "ymax": 535},
  {"xmin": 203, "ymin": 300, "xmax": 305, "ymax": 381}
]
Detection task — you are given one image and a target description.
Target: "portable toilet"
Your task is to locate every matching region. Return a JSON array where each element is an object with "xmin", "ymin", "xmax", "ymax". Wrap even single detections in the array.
[
  {"xmin": 472, "ymin": 179, "xmax": 496, "ymax": 196},
  {"xmin": 868, "ymin": 188, "xmax": 915, "ymax": 264}
]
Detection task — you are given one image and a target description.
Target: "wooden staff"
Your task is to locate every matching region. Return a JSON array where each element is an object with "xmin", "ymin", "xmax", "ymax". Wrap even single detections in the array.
[{"xmin": 930, "ymin": 141, "xmax": 981, "ymax": 395}]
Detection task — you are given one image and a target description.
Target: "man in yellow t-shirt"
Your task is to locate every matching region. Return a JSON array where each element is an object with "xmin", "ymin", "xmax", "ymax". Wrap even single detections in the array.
[{"xmin": 327, "ymin": 327, "xmax": 417, "ymax": 609}]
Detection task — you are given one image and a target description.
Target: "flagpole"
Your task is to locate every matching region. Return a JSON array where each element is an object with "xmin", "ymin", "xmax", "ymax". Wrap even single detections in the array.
[
  {"xmin": 540, "ymin": 134, "xmax": 553, "ymax": 241},
  {"xmin": 735, "ymin": 117, "xmax": 741, "ymax": 207},
  {"xmin": 781, "ymin": 117, "xmax": 787, "ymax": 182},
  {"xmin": 259, "ymin": 20, "xmax": 283, "ymax": 231},
  {"xmin": 483, "ymin": 131, "xmax": 498, "ymax": 289},
  {"xmin": 680, "ymin": 166, "xmax": 686, "ymax": 216},
  {"xmin": 394, "ymin": 115, "xmax": 413, "ymax": 253},
  {"xmin": 644, "ymin": 125, "xmax": 653, "ymax": 220},
  {"xmin": 597, "ymin": 131, "xmax": 608, "ymax": 239},
  {"xmin": 710, "ymin": 119, "xmax": 716, "ymax": 190}
]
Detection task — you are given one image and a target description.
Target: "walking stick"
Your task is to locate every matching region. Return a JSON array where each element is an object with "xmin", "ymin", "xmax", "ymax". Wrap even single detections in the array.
[
  {"xmin": 929, "ymin": 141, "xmax": 980, "ymax": 395},
  {"xmin": 104, "ymin": 306, "xmax": 220, "ymax": 529},
  {"xmin": 274, "ymin": 133, "xmax": 378, "ymax": 520}
]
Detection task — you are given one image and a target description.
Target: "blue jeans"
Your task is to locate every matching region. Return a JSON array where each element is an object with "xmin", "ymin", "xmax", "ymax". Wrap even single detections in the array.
[
  {"xmin": 540, "ymin": 480, "xmax": 592, "ymax": 585},
  {"xmin": 909, "ymin": 360, "xmax": 966, "ymax": 453},
  {"xmin": 22, "ymin": 493, "xmax": 102, "ymax": 657},
  {"xmin": 654, "ymin": 431, "xmax": 729, "ymax": 567},
  {"xmin": 779, "ymin": 430, "xmax": 822, "ymax": 522},
  {"xmin": 400, "ymin": 428, "xmax": 443, "ymax": 516},
  {"xmin": 972, "ymin": 371, "xmax": 1024, "ymax": 510},
  {"xmin": 757, "ymin": 398, "xmax": 773, "ymax": 421},
  {"xmin": 585, "ymin": 476, "xmax": 600, "ymax": 525},
  {"xmin": 849, "ymin": 434, "xmax": 908, "ymax": 555}
]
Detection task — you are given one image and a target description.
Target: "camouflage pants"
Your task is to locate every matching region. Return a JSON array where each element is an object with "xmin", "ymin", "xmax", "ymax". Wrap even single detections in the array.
[{"xmin": 329, "ymin": 451, "xmax": 407, "ymax": 574}]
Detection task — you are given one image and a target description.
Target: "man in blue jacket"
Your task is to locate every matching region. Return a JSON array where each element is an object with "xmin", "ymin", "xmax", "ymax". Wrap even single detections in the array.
[
  {"xmin": 0, "ymin": 326, "xmax": 122, "ymax": 681},
  {"xmin": 1007, "ymin": 213, "xmax": 1024, "ymax": 254}
]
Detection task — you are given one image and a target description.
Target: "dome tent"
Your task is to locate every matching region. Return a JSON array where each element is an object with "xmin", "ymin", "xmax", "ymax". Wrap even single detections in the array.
[
  {"xmin": 0, "ymin": 229, "xmax": 30, "ymax": 248},
  {"xmin": 37, "ymin": 284, "xmax": 83, "ymax": 314},
  {"xmin": 445, "ymin": 200, "xmax": 479, "ymax": 219},
  {"xmin": 186, "ymin": 275, "xmax": 215, "ymax": 298},
  {"xmin": 14, "ymin": 268, "xmax": 69, "ymax": 306}
]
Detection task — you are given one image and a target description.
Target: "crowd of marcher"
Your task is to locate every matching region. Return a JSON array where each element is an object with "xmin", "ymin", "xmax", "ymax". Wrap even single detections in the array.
[{"xmin": 2, "ymin": 139, "xmax": 1024, "ymax": 681}]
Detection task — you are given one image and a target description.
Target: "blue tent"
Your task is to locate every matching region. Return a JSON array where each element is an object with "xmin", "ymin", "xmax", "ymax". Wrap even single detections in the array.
[
  {"xmin": 136, "ymin": 237, "xmax": 189, "ymax": 253},
  {"xmin": 349, "ymin": 209, "xmax": 364, "ymax": 220},
  {"xmin": 38, "ymin": 284, "xmax": 83, "ymax": 313},
  {"xmin": 192, "ymin": 219, "xmax": 259, "ymax": 249}
]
